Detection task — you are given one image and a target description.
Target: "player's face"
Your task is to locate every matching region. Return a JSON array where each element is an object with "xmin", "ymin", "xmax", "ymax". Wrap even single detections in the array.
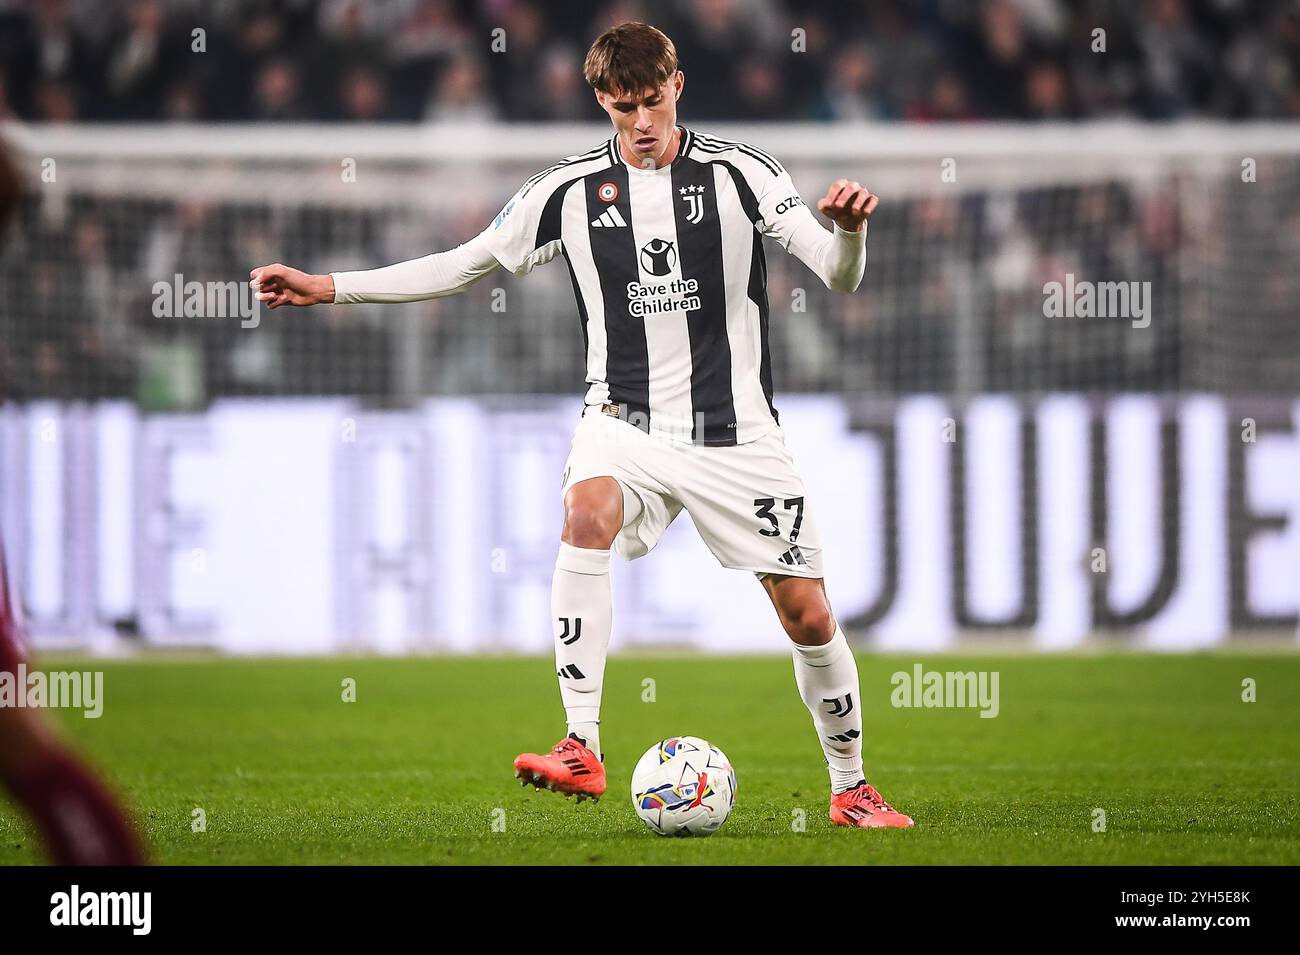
[{"xmin": 597, "ymin": 72, "xmax": 684, "ymax": 168}]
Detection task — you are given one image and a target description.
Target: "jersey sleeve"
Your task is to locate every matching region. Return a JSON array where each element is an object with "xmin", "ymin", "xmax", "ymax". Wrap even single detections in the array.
[
  {"xmin": 753, "ymin": 166, "xmax": 819, "ymax": 251},
  {"xmin": 330, "ymin": 230, "xmax": 501, "ymax": 304},
  {"xmin": 479, "ymin": 171, "xmax": 568, "ymax": 277},
  {"xmin": 747, "ymin": 161, "xmax": 867, "ymax": 292}
]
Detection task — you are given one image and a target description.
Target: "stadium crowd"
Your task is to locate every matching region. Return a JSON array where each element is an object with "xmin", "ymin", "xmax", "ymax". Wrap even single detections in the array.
[{"xmin": 1, "ymin": 0, "xmax": 1298, "ymax": 123}]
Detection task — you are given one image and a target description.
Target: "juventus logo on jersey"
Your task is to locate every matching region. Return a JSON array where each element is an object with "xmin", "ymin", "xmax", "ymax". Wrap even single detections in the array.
[
  {"xmin": 591, "ymin": 206, "xmax": 627, "ymax": 228},
  {"xmin": 679, "ymin": 184, "xmax": 707, "ymax": 224}
]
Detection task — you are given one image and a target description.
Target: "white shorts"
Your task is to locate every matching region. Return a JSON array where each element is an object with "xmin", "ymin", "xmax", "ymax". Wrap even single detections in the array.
[{"xmin": 560, "ymin": 406, "xmax": 824, "ymax": 578}]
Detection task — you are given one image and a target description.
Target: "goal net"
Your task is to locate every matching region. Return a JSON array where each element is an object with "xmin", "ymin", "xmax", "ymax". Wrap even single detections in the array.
[{"xmin": 0, "ymin": 121, "xmax": 1296, "ymax": 651}]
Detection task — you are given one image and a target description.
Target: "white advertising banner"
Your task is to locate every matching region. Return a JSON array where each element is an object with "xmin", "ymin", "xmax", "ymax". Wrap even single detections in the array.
[{"xmin": 0, "ymin": 395, "xmax": 1296, "ymax": 653}]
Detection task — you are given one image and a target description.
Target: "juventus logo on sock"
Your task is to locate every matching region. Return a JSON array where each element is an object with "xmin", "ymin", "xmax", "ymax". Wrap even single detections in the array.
[
  {"xmin": 822, "ymin": 693, "xmax": 854, "ymax": 718},
  {"xmin": 558, "ymin": 616, "xmax": 583, "ymax": 645}
]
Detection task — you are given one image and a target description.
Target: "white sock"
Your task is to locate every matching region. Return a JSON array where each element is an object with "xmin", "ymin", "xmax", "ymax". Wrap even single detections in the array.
[
  {"xmin": 791, "ymin": 625, "xmax": 864, "ymax": 794},
  {"xmin": 552, "ymin": 541, "xmax": 612, "ymax": 758}
]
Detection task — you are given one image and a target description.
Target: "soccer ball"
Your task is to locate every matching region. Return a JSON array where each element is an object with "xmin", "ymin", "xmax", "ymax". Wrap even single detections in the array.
[{"xmin": 630, "ymin": 736, "xmax": 737, "ymax": 836}]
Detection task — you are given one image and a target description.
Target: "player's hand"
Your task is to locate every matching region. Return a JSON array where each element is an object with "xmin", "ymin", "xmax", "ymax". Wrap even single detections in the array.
[
  {"xmin": 816, "ymin": 179, "xmax": 878, "ymax": 233},
  {"xmin": 248, "ymin": 264, "xmax": 334, "ymax": 309}
]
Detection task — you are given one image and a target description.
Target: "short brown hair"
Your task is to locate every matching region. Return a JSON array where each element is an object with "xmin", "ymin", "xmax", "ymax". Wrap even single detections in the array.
[{"xmin": 584, "ymin": 21, "xmax": 678, "ymax": 95}]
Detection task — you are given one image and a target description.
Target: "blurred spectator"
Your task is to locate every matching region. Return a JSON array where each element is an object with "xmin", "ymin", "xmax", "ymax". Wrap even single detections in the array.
[
  {"xmin": 390, "ymin": 0, "xmax": 473, "ymax": 119},
  {"xmin": 423, "ymin": 54, "xmax": 496, "ymax": 123},
  {"xmin": 102, "ymin": 0, "xmax": 182, "ymax": 119},
  {"xmin": 666, "ymin": 0, "xmax": 776, "ymax": 118},
  {"xmin": 0, "ymin": 0, "xmax": 98, "ymax": 120},
  {"xmin": 1024, "ymin": 61, "xmax": 1077, "ymax": 119},
  {"xmin": 817, "ymin": 45, "xmax": 890, "ymax": 121},
  {"xmin": 339, "ymin": 67, "xmax": 387, "ymax": 121},
  {"xmin": 908, "ymin": 71, "xmax": 977, "ymax": 122},
  {"xmin": 251, "ymin": 60, "xmax": 305, "ymax": 120},
  {"xmin": 1134, "ymin": 0, "xmax": 1216, "ymax": 118},
  {"xmin": 535, "ymin": 43, "xmax": 592, "ymax": 120},
  {"xmin": 484, "ymin": 0, "xmax": 548, "ymax": 119},
  {"xmin": 958, "ymin": 0, "xmax": 1035, "ymax": 117},
  {"xmin": 735, "ymin": 57, "xmax": 787, "ymax": 120}
]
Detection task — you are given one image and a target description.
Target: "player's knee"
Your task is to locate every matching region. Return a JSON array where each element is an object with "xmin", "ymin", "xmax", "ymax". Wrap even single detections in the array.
[
  {"xmin": 786, "ymin": 600, "xmax": 835, "ymax": 646},
  {"xmin": 563, "ymin": 510, "xmax": 618, "ymax": 548},
  {"xmin": 562, "ymin": 484, "xmax": 622, "ymax": 549}
]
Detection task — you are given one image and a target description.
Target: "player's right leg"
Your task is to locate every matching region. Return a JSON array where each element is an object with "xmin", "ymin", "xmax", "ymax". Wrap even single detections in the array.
[{"xmin": 513, "ymin": 476, "xmax": 629, "ymax": 801}]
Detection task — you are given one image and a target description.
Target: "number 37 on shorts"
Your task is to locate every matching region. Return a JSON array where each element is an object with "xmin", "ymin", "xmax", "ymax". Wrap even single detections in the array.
[{"xmin": 560, "ymin": 410, "xmax": 825, "ymax": 579}]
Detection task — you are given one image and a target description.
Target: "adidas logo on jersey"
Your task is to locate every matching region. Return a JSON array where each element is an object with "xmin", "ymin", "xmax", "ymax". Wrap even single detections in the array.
[{"xmin": 591, "ymin": 207, "xmax": 627, "ymax": 228}]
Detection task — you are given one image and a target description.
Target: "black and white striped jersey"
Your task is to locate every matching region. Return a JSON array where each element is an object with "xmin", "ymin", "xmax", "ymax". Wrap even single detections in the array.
[{"xmin": 482, "ymin": 125, "xmax": 860, "ymax": 446}]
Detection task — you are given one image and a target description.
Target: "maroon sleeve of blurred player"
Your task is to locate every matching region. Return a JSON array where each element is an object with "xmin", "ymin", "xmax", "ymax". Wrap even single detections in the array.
[
  {"xmin": 0, "ymin": 145, "xmax": 25, "ymax": 675},
  {"xmin": 0, "ymin": 541, "xmax": 28, "ymax": 673}
]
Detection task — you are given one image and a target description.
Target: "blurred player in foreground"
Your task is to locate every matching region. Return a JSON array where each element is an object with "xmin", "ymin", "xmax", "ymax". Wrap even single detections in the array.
[
  {"xmin": 251, "ymin": 22, "xmax": 911, "ymax": 829},
  {"xmin": 0, "ymin": 141, "xmax": 144, "ymax": 865}
]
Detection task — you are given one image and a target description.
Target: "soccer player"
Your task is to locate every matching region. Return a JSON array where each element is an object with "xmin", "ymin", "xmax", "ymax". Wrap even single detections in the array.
[
  {"xmin": 0, "ymin": 140, "xmax": 145, "ymax": 865},
  {"xmin": 251, "ymin": 21, "xmax": 912, "ymax": 829}
]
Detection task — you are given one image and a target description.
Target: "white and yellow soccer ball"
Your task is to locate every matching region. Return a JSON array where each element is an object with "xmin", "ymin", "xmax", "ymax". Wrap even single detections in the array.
[{"xmin": 630, "ymin": 736, "xmax": 737, "ymax": 836}]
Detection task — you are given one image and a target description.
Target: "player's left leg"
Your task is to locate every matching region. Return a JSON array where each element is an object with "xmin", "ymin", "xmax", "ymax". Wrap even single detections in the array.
[
  {"xmin": 671, "ymin": 422, "xmax": 912, "ymax": 829},
  {"xmin": 513, "ymin": 409, "xmax": 683, "ymax": 802},
  {"xmin": 759, "ymin": 573, "xmax": 914, "ymax": 829},
  {"xmin": 758, "ymin": 572, "xmax": 860, "ymax": 790}
]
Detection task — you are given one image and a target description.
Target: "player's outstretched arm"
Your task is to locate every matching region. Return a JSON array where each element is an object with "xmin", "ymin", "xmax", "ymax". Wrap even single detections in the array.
[
  {"xmin": 249, "ymin": 230, "xmax": 504, "ymax": 309},
  {"xmin": 769, "ymin": 177, "xmax": 878, "ymax": 294}
]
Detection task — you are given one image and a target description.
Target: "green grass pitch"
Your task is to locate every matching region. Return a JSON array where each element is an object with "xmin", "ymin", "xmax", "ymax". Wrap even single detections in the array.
[{"xmin": 2, "ymin": 653, "xmax": 1297, "ymax": 865}]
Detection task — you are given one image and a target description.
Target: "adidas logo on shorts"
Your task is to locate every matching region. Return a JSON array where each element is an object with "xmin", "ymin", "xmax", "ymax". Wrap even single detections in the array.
[{"xmin": 779, "ymin": 545, "xmax": 806, "ymax": 567}]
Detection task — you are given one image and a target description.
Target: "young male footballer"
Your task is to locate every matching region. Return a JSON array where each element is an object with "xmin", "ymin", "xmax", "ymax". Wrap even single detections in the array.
[{"xmin": 251, "ymin": 22, "xmax": 912, "ymax": 829}]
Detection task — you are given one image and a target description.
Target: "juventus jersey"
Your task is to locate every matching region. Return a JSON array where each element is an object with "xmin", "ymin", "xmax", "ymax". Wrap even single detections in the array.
[{"xmin": 483, "ymin": 126, "xmax": 831, "ymax": 446}]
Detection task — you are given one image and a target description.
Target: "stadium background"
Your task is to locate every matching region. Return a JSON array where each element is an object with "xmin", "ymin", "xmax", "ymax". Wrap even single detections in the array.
[{"xmin": 0, "ymin": 0, "xmax": 1297, "ymax": 655}]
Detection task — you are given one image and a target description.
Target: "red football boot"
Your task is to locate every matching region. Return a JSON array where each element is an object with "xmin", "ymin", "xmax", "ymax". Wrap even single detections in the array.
[
  {"xmin": 829, "ymin": 780, "xmax": 914, "ymax": 829},
  {"xmin": 513, "ymin": 734, "xmax": 606, "ymax": 801}
]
